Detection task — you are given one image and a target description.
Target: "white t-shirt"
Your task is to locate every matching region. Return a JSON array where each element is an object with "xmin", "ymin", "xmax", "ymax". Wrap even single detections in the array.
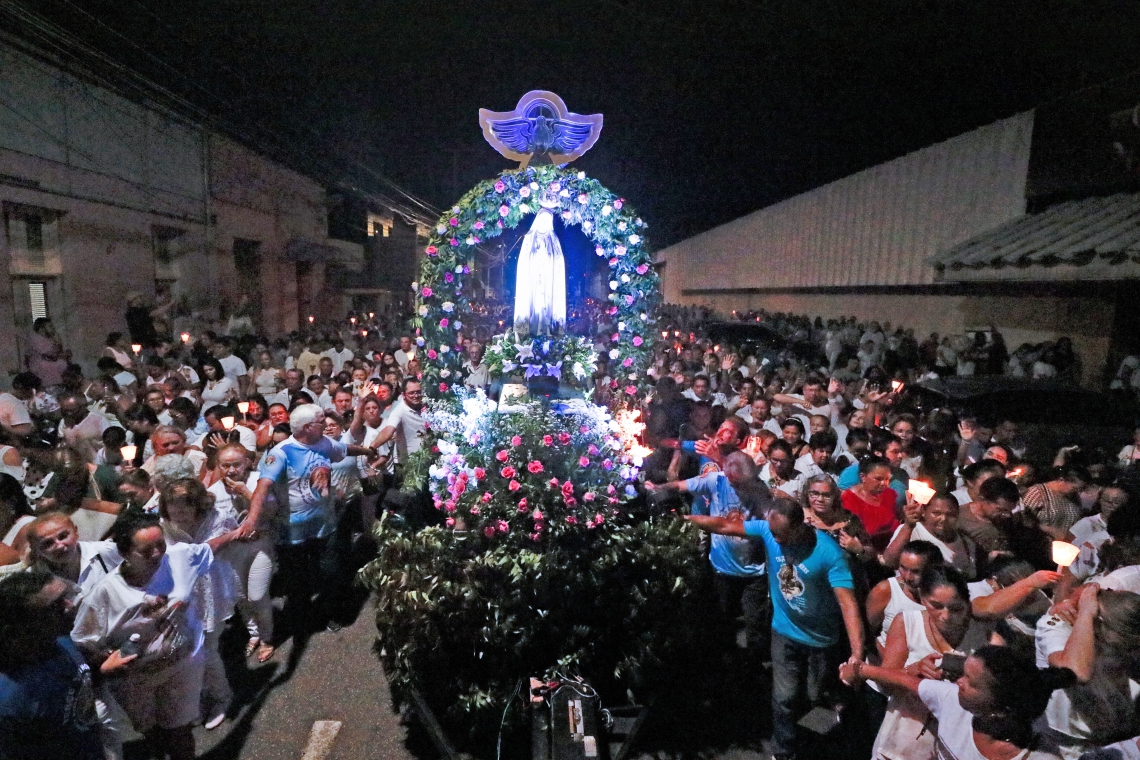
[
  {"xmin": 736, "ymin": 408, "xmax": 785, "ymax": 437},
  {"xmin": 917, "ymin": 679, "xmax": 1058, "ymax": 760},
  {"xmin": 1068, "ymin": 514, "xmax": 1109, "ymax": 548},
  {"xmin": 682, "ymin": 389, "xmax": 727, "ymax": 407},
  {"xmin": 0, "ymin": 392, "xmax": 32, "ymax": 429},
  {"xmin": 70, "ymin": 540, "xmax": 123, "ymax": 600},
  {"xmin": 382, "ymin": 399, "xmax": 425, "ymax": 463},
  {"xmin": 207, "ymin": 472, "xmax": 260, "ymax": 522},
  {"xmin": 891, "ymin": 522, "xmax": 976, "ymax": 578},
  {"xmin": 323, "ymin": 347, "xmax": 355, "ymax": 374},
  {"xmin": 58, "ymin": 413, "xmax": 119, "ymax": 455},
  {"xmin": 217, "ymin": 354, "xmax": 248, "ymax": 381},
  {"xmin": 394, "ymin": 348, "xmax": 416, "ymax": 371},
  {"xmin": 71, "ymin": 542, "xmax": 213, "ymax": 657}
]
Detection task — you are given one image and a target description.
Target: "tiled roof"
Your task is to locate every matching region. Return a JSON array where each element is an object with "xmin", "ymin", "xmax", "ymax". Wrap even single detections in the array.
[{"xmin": 931, "ymin": 192, "xmax": 1140, "ymax": 270}]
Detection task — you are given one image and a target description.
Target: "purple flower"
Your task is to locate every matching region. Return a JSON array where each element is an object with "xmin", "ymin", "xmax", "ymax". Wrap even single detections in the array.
[
  {"xmin": 499, "ymin": 205, "xmax": 509, "ymax": 217},
  {"xmin": 449, "ymin": 216, "xmax": 458, "ymax": 227},
  {"xmin": 444, "ymin": 272, "xmax": 454, "ymax": 283},
  {"xmin": 636, "ymin": 264, "xmax": 649, "ymax": 275},
  {"xmin": 494, "ymin": 180, "xmax": 505, "ymax": 193},
  {"xmin": 632, "ymin": 336, "xmax": 643, "ymax": 346},
  {"xmin": 421, "ymin": 287, "xmax": 433, "ymax": 298}
]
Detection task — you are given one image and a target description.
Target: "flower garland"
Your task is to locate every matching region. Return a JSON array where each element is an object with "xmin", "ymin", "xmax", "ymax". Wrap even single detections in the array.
[
  {"xmin": 412, "ymin": 165, "xmax": 659, "ymax": 405},
  {"xmin": 481, "ymin": 333, "xmax": 597, "ymax": 384}
]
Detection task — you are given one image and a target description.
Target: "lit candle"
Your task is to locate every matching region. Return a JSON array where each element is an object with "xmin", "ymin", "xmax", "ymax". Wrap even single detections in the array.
[
  {"xmin": 308, "ymin": 316, "xmax": 315, "ymax": 323},
  {"xmin": 661, "ymin": 331, "xmax": 668, "ymax": 339},
  {"xmin": 131, "ymin": 344, "xmax": 142, "ymax": 354},
  {"xmin": 368, "ymin": 312, "xmax": 374, "ymax": 319},
  {"xmin": 237, "ymin": 401, "xmax": 249, "ymax": 415},
  {"xmin": 1052, "ymin": 540, "xmax": 1080, "ymax": 570},
  {"xmin": 361, "ymin": 329, "xmax": 369, "ymax": 337},
  {"xmin": 350, "ymin": 317, "xmax": 357, "ymax": 325},
  {"xmin": 907, "ymin": 479, "xmax": 937, "ymax": 505},
  {"xmin": 891, "ymin": 380, "xmax": 904, "ymax": 393},
  {"xmin": 120, "ymin": 445, "xmax": 137, "ymax": 461},
  {"xmin": 221, "ymin": 416, "xmax": 235, "ymax": 430},
  {"xmin": 180, "ymin": 332, "xmax": 191, "ymax": 343}
]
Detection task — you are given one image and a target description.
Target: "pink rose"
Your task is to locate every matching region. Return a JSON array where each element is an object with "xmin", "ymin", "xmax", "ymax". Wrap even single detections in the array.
[
  {"xmin": 501, "ymin": 466, "xmax": 517, "ymax": 479},
  {"xmin": 449, "ymin": 216, "xmax": 458, "ymax": 227},
  {"xmin": 494, "ymin": 180, "xmax": 505, "ymax": 193},
  {"xmin": 449, "ymin": 238, "xmax": 458, "ymax": 246},
  {"xmin": 527, "ymin": 460, "xmax": 544, "ymax": 474},
  {"xmin": 508, "ymin": 479, "xmax": 521, "ymax": 491},
  {"xmin": 608, "ymin": 306, "xmax": 618, "ymax": 316},
  {"xmin": 495, "ymin": 450, "xmax": 508, "ymax": 462},
  {"xmin": 609, "ymin": 258, "xmax": 618, "ymax": 266},
  {"xmin": 632, "ymin": 336, "xmax": 643, "ymax": 346},
  {"xmin": 427, "ymin": 350, "xmax": 438, "ymax": 360},
  {"xmin": 565, "ymin": 496, "xmax": 578, "ymax": 506},
  {"xmin": 445, "ymin": 501, "xmax": 457, "ymax": 513},
  {"xmin": 483, "ymin": 526, "xmax": 495, "ymax": 538},
  {"xmin": 474, "ymin": 220, "xmax": 484, "ymax": 230},
  {"xmin": 579, "ymin": 456, "xmax": 590, "ymax": 467},
  {"xmin": 517, "ymin": 498, "xmax": 528, "ymax": 513},
  {"xmin": 588, "ymin": 445, "xmax": 600, "ymax": 456},
  {"xmin": 474, "ymin": 467, "xmax": 486, "ymax": 479},
  {"xmin": 482, "ymin": 492, "xmax": 493, "ymax": 502},
  {"xmin": 510, "ymin": 435, "xmax": 523, "ymax": 447},
  {"xmin": 499, "ymin": 205, "xmax": 509, "ymax": 217},
  {"xmin": 562, "ymin": 481, "xmax": 574, "ymax": 497},
  {"xmin": 444, "ymin": 272, "xmax": 454, "ymax": 283},
  {"xmin": 439, "ymin": 383, "xmax": 449, "ymax": 392},
  {"xmin": 625, "ymin": 385, "xmax": 637, "ymax": 395},
  {"xmin": 566, "ymin": 515, "xmax": 578, "ymax": 525},
  {"xmin": 607, "ymin": 485, "xmax": 616, "ymax": 495},
  {"xmin": 612, "ymin": 333, "xmax": 620, "ymax": 342},
  {"xmin": 595, "ymin": 246, "xmax": 605, "ymax": 256},
  {"xmin": 445, "ymin": 517, "xmax": 455, "ymax": 527},
  {"xmin": 530, "ymin": 532, "xmax": 542, "ymax": 542},
  {"xmin": 542, "ymin": 435, "xmax": 553, "ymax": 446},
  {"xmin": 425, "ymin": 245, "xmax": 438, "ymax": 256},
  {"xmin": 624, "ymin": 295, "xmax": 635, "ymax": 306},
  {"xmin": 496, "ymin": 520, "xmax": 509, "ymax": 533},
  {"xmin": 584, "ymin": 492, "xmax": 596, "ymax": 502},
  {"xmin": 549, "ymin": 477, "xmax": 560, "ymax": 488},
  {"xmin": 613, "ymin": 199, "xmax": 623, "ymax": 209},
  {"xmin": 440, "ymin": 318, "xmax": 449, "ymax": 328},
  {"xmin": 470, "ymin": 505, "xmax": 481, "ymax": 514},
  {"xmin": 636, "ymin": 264, "xmax": 649, "ymax": 275},
  {"xmin": 421, "ymin": 287, "xmax": 433, "ymax": 298},
  {"xmin": 580, "ymin": 425, "xmax": 590, "ymax": 434},
  {"xmin": 557, "ymin": 432, "xmax": 571, "ymax": 445},
  {"xmin": 532, "ymin": 509, "xmax": 543, "ymax": 521},
  {"xmin": 577, "ymin": 193, "xmax": 588, "ymax": 204},
  {"xmin": 622, "ymin": 357, "xmax": 633, "ymax": 367}
]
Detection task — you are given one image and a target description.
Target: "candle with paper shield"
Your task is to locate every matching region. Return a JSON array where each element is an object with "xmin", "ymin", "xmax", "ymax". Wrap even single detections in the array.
[
  {"xmin": 891, "ymin": 380, "xmax": 905, "ymax": 393},
  {"xmin": 221, "ymin": 416, "xmax": 235, "ymax": 431},
  {"xmin": 1052, "ymin": 540, "xmax": 1080, "ymax": 571},
  {"xmin": 907, "ymin": 479, "xmax": 937, "ymax": 505},
  {"xmin": 120, "ymin": 445, "xmax": 137, "ymax": 461},
  {"xmin": 237, "ymin": 401, "xmax": 249, "ymax": 415},
  {"xmin": 131, "ymin": 343, "xmax": 142, "ymax": 355},
  {"xmin": 180, "ymin": 332, "xmax": 191, "ymax": 343}
]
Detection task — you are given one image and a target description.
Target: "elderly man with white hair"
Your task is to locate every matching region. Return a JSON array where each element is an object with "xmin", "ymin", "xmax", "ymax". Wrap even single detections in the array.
[{"xmin": 237, "ymin": 404, "xmax": 379, "ymax": 641}]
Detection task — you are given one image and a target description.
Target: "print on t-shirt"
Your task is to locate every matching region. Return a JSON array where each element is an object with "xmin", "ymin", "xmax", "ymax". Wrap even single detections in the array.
[{"xmin": 777, "ymin": 560, "xmax": 805, "ymax": 601}]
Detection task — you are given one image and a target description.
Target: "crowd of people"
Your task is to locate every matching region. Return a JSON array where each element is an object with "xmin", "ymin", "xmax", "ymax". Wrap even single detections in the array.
[
  {"xmin": 0, "ymin": 313, "xmax": 433, "ymax": 759},
  {"xmin": 4, "ymin": 299, "xmax": 1140, "ymax": 760},
  {"xmin": 635, "ymin": 305, "xmax": 1140, "ymax": 760}
]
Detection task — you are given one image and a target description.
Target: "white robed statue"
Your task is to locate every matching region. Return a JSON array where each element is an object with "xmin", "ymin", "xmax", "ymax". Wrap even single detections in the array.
[{"xmin": 513, "ymin": 197, "xmax": 566, "ymax": 336}]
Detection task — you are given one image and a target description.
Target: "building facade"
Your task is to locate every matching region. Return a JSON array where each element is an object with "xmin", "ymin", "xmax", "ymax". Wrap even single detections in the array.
[{"xmin": 0, "ymin": 38, "xmax": 363, "ymax": 378}]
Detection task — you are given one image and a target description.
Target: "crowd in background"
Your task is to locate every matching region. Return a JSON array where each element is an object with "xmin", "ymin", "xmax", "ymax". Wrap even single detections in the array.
[{"xmin": 6, "ymin": 299, "xmax": 1140, "ymax": 760}]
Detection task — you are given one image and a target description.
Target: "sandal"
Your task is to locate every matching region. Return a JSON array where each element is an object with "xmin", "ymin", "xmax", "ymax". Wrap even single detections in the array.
[
  {"xmin": 255, "ymin": 642, "xmax": 276, "ymax": 663},
  {"xmin": 245, "ymin": 637, "xmax": 261, "ymax": 658}
]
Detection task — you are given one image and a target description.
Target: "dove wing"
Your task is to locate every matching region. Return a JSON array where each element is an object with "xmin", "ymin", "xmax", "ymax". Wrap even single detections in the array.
[
  {"xmin": 488, "ymin": 118, "xmax": 535, "ymax": 154},
  {"xmin": 550, "ymin": 120, "xmax": 596, "ymax": 153}
]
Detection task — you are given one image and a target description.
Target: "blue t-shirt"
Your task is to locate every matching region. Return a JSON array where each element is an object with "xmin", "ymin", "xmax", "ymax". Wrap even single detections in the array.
[
  {"xmin": 837, "ymin": 462, "xmax": 906, "ymax": 506},
  {"xmin": 259, "ymin": 435, "xmax": 348, "ymax": 543},
  {"xmin": 685, "ymin": 472, "xmax": 764, "ymax": 578},
  {"xmin": 0, "ymin": 637, "xmax": 101, "ymax": 760},
  {"xmin": 743, "ymin": 521, "xmax": 854, "ymax": 648}
]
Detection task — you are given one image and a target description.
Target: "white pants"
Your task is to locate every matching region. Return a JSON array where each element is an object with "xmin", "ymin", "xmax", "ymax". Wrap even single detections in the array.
[{"xmin": 225, "ymin": 538, "xmax": 275, "ymax": 642}]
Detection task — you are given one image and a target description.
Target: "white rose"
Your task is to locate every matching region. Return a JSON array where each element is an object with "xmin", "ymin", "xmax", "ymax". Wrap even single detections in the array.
[
  {"xmin": 440, "ymin": 345, "xmax": 450, "ymax": 353},
  {"xmin": 529, "ymin": 181, "xmax": 539, "ymax": 190},
  {"xmin": 609, "ymin": 349, "xmax": 620, "ymax": 360},
  {"xmin": 441, "ymin": 302, "xmax": 455, "ymax": 313},
  {"xmin": 465, "ymin": 236, "xmax": 475, "ymax": 245},
  {"xmin": 437, "ymin": 225, "xmax": 446, "ymax": 234},
  {"xmin": 618, "ymin": 222, "xmax": 627, "ymax": 231},
  {"xmin": 609, "ymin": 280, "xmax": 619, "ymax": 290},
  {"xmin": 519, "ymin": 203, "xmax": 531, "ymax": 214},
  {"xmin": 577, "ymin": 171, "xmax": 586, "ymax": 179},
  {"xmin": 418, "ymin": 305, "xmax": 429, "ymax": 316},
  {"xmin": 441, "ymin": 369, "xmax": 451, "ymax": 378},
  {"xmin": 602, "ymin": 205, "xmax": 612, "ymax": 216},
  {"xmin": 617, "ymin": 321, "xmax": 626, "ymax": 330},
  {"xmin": 621, "ymin": 274, "xmax": 630, "ymax": 283},
  {"xmin": 629, "ymin": 234, "xmax": 641, "ymax": 244},
  {"xmin": 615, "ymin": 246, "xmax": 627, "ymax": 256}
]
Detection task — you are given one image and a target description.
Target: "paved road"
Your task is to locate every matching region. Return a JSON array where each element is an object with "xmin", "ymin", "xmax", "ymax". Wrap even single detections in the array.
[{"xmin": 188, "ymin": 598, "xmax": 418, "ymax": 760}]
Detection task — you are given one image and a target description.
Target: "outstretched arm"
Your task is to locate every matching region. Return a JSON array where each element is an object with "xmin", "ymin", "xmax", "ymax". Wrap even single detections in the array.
[{"xmin": 684, "ymin": 514, "xmax": 747, "ymax": 537}]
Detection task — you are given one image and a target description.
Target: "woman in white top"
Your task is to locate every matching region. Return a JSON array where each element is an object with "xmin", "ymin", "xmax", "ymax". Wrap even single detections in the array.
[
  {"xmin": 884, "ymin": 492, "xmax": 977, "ymax": 580},
  {"xmin": 871, "ymin": 565, "xmax": 992, "ymax": 760},
  {"xmin": 1035, "ymin": 584, "xmax": 1140, "ymax": 759},
  {"xmin": 841, "ymin": 644, "xmax": 1070, "ymax": 760},
  {"xmin": 207, "ymin": 444, "xmax": 276, "ymax": 663},
  {"xmin": 866, "ymin": 540, "xmax": 944, "ymax": 653},
  {"xmin": 26, "ymin": 512, "xmax": 122, "ymax": 600},
  {"xmin": 252, "ymin": 351, "xmax": 284, "ymax": 398},
  {"xmin": 158, "ymin": 478, "xmax": 242, "ymax": 730},
  {"xmin": 199, "ymin": 359, "xmax": 238, "ymax": 406},
  {"xmin": 71, "ymin": 511, "xmax": 212, "ymax": 760},
  {"xmin": 103, "ymin": 332, "xmax": 134, "ymax": 369}
]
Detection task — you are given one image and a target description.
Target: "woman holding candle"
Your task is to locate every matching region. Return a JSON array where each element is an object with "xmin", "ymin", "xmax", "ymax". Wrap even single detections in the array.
[{"xmin": 842, "ymin": 455, "xmax": 901, "ymax": 554}]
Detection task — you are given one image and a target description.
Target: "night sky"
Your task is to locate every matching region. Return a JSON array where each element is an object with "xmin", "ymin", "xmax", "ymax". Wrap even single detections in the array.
[{"xmin": 21, "ymin": 0, "xmax": 1140, "ymax": 247}]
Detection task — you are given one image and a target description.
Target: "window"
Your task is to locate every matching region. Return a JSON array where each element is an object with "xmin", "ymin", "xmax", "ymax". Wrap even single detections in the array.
[
  {"xmin": 28, "ymin": 282, "xmax": 47, "ymax": 321},
  {"xmin": 4, "ymin": 203, "xmax": 62, "ymax": 275}
]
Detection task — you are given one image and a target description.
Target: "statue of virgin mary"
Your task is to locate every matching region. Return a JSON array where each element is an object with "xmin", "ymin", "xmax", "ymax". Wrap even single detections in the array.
[{"xmin": 513, "ymin": 196, "xmax": 566, "ymax": 336}]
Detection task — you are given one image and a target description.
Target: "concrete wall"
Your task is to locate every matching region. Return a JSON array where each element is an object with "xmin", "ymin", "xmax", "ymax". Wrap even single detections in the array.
[{"xmin": 670, "ymin": 290, "xmax": 1114, "ymax": 387}]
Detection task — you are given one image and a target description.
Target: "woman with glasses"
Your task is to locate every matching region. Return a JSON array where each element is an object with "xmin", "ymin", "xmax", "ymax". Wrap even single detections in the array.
[{"xmin": 800, "ymin": 474, "xmax": 873, "ymax": 564}]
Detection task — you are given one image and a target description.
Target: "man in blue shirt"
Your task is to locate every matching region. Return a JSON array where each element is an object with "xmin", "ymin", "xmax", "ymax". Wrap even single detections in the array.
[
  {"xmin": 0, "ymin": 570, "xmax": 103, "ymax": 760},
  {"xmin": 687, "ymin": 494, "xmax": 865, "ymax": 760},
  {"xmin": 648, "ymin": 451, "xmax": 771, "ymax": 660},
  {"xmin": 241, "ymin": 403, "xmax": 380, "ymax": 639}
]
